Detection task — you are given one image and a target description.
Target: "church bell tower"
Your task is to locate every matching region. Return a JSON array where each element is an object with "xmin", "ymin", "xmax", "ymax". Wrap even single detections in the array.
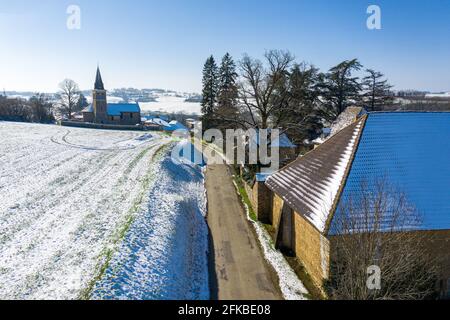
[{"xmin": 93, "ymin": 66, "xmax": 107, "ymax": 123}]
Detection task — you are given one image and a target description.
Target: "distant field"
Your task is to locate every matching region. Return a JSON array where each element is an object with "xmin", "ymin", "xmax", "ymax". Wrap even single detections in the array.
[
  {"xmin": 139, "ymin": 95, "xmax": 201, "ymax": 115},
  {"xmin": 0, "ymin": 122, "xmax": 170, "ymax": 299}
]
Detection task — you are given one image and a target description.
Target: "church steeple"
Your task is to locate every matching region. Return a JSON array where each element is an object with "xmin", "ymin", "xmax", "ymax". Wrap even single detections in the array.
[
  {"xmin": 93, "ymin": 65, "xmax": 107, "ymax": 123},
  {"xmin": 94, "ymin": 66, "xmax": 105, "ymax": 90}
]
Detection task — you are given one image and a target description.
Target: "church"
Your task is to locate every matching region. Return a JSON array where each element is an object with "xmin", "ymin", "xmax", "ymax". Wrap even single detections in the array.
[{"xmin": 82, "ymin": 67, "xmax": 141, "ymax": 125}]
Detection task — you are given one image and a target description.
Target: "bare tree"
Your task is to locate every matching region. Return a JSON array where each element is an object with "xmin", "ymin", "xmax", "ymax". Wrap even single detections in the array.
[
  {"xmin": 56, "ymin": 79, "xmax": 80, "ymax": 120},
  {"xmin": 235, "ymin": 50, "xmax": 295, "ymax": 129},
  {"xmin": 327, "ymin": 179, "xmax": 438, "ymax": 300}
]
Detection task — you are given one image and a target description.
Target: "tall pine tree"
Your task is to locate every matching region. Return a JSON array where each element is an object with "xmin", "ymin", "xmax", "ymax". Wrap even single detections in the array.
[
  {"xmin": 362, "ymin": 69, "xmax": 394, "ymax": 111},
  {"xmin": 217, "ymin": 53, "xmax": 239, "ymax": 127},
  {"xmin": 201, "ymin": 55, "xmax": 218, "ymax": 130}
]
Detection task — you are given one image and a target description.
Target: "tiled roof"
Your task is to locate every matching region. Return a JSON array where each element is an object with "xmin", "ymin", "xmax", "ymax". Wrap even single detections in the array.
[
  {"xmin": 107, "ymin": 103, "xmax": 140, "ymax": 116},
  {"xmin": 251, "ymin": 130, "xmax": 296, "ymax": 148},
  {"xmin": 265, "ymin": 118, "xmax": 365, "ymax": 232},
  {"xmin": 267, "ymin": 112, "xmax": 450, "ymax": 234},
  {"xmin": 332, "ymin": 112, "xmax": 450, "ymax": 232},
  {"xmin": 82, "ymin": 103, "xmax": 141, "ymax": 116}
]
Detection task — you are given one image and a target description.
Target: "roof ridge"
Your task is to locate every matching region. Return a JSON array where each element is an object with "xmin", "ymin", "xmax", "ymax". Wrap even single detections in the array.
[
  {"xmin": 266, "ymin": 116, "xmax": 367, "ymax": 233},
  {"xmin": 323, "ymin": 114, "xmax": 368, "ymax": 235}
]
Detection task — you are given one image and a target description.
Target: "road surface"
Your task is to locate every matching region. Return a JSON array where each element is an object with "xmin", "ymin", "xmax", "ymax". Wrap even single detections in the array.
[{"xmin": 205, "ymin": 164, "xmax": 282, "ymax": 300}]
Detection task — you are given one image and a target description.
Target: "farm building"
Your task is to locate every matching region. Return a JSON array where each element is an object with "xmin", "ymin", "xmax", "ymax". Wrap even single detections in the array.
[
  {"xmin": 82, "ymin": 67, "xmax": 141, "ymax": 125},
  {"xmin": 265, "ymin": 112, "xmax": 450, "ymax": 298},
  {"xmin": 251, "ymin": 129, "xmax": 297, "ymax": 165}
]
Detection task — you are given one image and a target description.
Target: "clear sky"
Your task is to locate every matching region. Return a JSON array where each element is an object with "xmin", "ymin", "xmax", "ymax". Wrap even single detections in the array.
[{"xmin": 0, "ymin": 0, "xmax": 449, "ymax": 93}]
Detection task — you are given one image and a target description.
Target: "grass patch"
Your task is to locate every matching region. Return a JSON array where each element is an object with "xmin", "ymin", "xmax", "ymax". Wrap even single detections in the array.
[
  {"xmin": 124, "ymin": 147, "xmax": 151, "ymax": 174},
  {"xmin": 79, "ymin": 144, "xmax": 171, "ymax": 300},
  {"xmin": 232, "ymin": 174, "xmax": 257, "ymax": 222}
]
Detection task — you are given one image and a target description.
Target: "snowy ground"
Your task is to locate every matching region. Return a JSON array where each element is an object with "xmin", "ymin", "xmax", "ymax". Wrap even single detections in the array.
[
  {"xmin": 92, "ymin": 148, "xmax": 209, "ymax": 300},
  {"xmin": 140, "ymin": 96, "xmax": 201, "ymax": 115},
  {"xmin": 0, "ymin": 122, "xmax": 208, "ymax": 299}
]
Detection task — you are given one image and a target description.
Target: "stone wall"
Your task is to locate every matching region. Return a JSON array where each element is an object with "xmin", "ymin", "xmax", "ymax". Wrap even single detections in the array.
[
  {"xmin": 61, "ymin": 121, "xmax": 143, "ymax": 131},
  {"xmin": 270, "ymin": 194, "xmax": 330, "ymax": 289},
  {"xmin": 293, "ymin": 212, "xmax": 330, "ymax": 287},
  {"xmin": 243, "ymin": 180, "xmax": 273, "ymax": 223}
]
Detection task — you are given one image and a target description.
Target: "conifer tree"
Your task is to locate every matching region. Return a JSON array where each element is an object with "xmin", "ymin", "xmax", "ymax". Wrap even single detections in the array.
[
  {"xmin": 217, "ymin": 53, "xmax": 239, "ymax": 126},
  {"xmin": 201, "ymin": 56, "xmax": 218, "ymax": 129},
  {"xmin": 322, "ymin": 59, "xmax": 363, "ymax": 121},
  {"xmin": 362, "ymin": 69, "xmax": 394, "ymax": 111}
]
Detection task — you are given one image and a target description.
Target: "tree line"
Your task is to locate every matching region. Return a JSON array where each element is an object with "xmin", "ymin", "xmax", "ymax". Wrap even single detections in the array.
[
  {"xmin": 201, "ymin": 51, "xmax": 393, "ymax": 145},
  {"xmin": 0, "ymin": 79, "xmax": 88, "ymax": 123}
]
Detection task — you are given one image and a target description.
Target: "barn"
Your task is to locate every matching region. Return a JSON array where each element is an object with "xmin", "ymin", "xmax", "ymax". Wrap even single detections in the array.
[{"xmin": 265, "ymin": 112, "xmax": 450, "ymax": 298}]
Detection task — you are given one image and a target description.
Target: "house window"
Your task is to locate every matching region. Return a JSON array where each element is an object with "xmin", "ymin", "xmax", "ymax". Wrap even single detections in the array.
[
  {"xmin": 120, "ymin": 114, "xmax": 123, "ymax": 120},
  {"xmin": 130, "ymin": 113, "xmax": 133, "ymax": 119}
]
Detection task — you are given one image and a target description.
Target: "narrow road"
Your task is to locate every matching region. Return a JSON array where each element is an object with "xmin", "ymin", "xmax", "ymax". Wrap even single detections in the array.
[{"xmin": 205, "ymin": 164, "xmax": 282, "ymax": 300}]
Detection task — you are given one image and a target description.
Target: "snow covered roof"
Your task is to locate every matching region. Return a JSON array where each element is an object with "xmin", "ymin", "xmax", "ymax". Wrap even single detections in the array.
[
  {"xmin": 267, "ymin": 112, "xmax": 450, "ymax": 234},
  {"xmin": 266, "ymin": 118, "xmax": 365, "ymax": 233},
  {"xmin": 145, "ymin": 117, "xmax": 170, "ymax": 127},
  {"xmin": 329, "ymin": 106, "xmax": 366, "ymax": 138},
  {"xmin": 256, "ymin": 172, "xmax": 273, "ymax": 182},
  {"xmin": 252, "ymin": 130, "xmax": 296, "ymax": 148},
  {"xmin": 82, "ymin": 103, "xmax": 141, "ymax": 116},
  {"xmin": 164, "ymin": 121, "xmax": 188, "ymax": 132}
]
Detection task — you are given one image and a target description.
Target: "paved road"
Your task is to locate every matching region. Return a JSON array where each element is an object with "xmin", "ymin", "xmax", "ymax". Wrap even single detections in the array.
[{"xmin": 205, "ymin": 164, "xmax": 282, "ymax": 300}]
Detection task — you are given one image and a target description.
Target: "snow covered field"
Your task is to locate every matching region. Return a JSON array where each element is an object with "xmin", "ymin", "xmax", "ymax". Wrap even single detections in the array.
[
  {"xmin": 0, "ymin": 122, "xmax": 209, "ymax": 299},
  {"xmin": 92, "ymin": 151, "xmax": 209, "ymax": 300},
  {"xmin": 140, "ymin": 96, "xmax": 201, "ymax": 115}
]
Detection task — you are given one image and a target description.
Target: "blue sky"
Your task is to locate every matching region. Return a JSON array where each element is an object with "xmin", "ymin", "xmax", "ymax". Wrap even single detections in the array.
[{"xmin": 0, "ymin": 0, "xmax": 449, "ymax": 93}]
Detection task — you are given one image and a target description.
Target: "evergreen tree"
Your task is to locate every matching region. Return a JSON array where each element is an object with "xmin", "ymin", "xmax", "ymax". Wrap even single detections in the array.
[
  {"xmin": 273, "ymin": 63, "xmax": 324, "ymax": 144},
  {"xmin": 201, "ymin": 55, "xmax": 218, "ymax": 129},
  {"xmin": 322, "ymin": 59, "xmax": 363, "ymax": 121},
  {"xmin": 76, "ymin": 93, "xmax": 89, "ymax": 112},
  {"xmin": 362, "ymin": 69, "xmax": 394, "ymax": 111},
  {"xmin": 217, "ymin": 53, "xmax": 239, "ymax": 126}
]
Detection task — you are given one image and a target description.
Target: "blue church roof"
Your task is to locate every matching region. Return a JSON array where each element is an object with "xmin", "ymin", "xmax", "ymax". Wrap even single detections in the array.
[
  {"xmin": 107, "ymin": 103, "xmax": 140, "ymax": 116},
  {"xmin": 83, "ymin": 103, "xmax": 141, "ymax": 116},
  {"xmin": 335, "ymin": 112, "xmax": 450, "ymax": 231}
]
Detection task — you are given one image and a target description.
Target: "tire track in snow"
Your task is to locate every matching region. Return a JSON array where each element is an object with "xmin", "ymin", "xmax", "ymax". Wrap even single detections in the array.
[{"xmin": 0, "ymin": 122, "xmax": 170, "ymax": 299}]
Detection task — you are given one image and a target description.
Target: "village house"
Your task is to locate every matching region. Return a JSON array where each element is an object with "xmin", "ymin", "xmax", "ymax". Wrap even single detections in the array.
[
  {"xmin": 82, "ymin": 67, "xmax": 141, "ymax": 125},
  {"xmin": 264, "ymin": 112, "xmax": 450, "ymax": 298}
]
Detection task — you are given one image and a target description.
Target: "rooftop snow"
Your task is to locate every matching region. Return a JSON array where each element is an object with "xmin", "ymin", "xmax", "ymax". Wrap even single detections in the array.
[{"xmin": 266, "ymin": 119, "xmax": 364, "ymax": 232}]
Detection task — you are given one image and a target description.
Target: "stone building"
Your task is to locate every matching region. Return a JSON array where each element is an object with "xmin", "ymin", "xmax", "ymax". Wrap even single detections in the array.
[
  {"xmin": 264, "ymin": 112, "xmax": 450, "ymax": 298},
  {"xmin": 82, "ymin": 67, "xmax": 141, "ymax": 125}
]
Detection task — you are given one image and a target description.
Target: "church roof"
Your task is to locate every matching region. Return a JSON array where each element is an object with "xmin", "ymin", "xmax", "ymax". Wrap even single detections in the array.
[
  {"xmin": 82, "ymin": 103, "xmax": 141, "ymax": 116},
  {"xmin": 94, "ymin": 66, "xmax": 105, "ymax": 90}
]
